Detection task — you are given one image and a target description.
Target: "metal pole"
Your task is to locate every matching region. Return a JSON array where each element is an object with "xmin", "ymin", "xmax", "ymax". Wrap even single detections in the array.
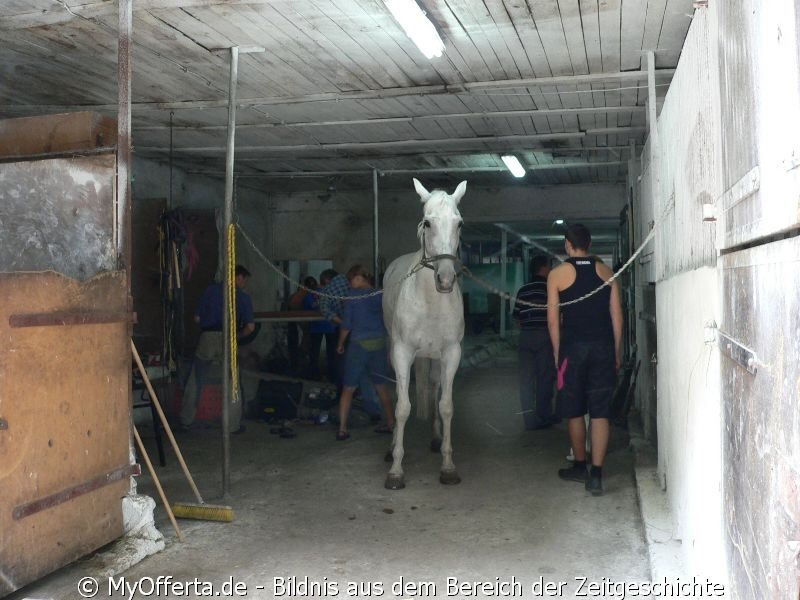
[
  {"xmin": 117, "ymin": 0, "xmax": 134, "ymax": 496},
  {"xmin": 116, "ymin": 0, "xmax": 132, "ymax": 299},
  {"xmin": 499, "ymin": 229, "xmax": 507, "ymax": 338},
  {"xmin": 373, "ymin": 169, "xmax": 379, "ymax": 281},
  {"xmin": 222, "ymin": 46, "xmax": 239, "ymax": 496},
  {"xmin": 647, "ymin": 51, "xmax": 660, "ymax": 276}
]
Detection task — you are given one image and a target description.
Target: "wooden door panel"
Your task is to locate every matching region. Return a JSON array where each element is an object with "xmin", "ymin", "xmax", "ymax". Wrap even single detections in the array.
[{"xmin": 0, "ymin": 271, "xmax": 131, "ymax": 595}]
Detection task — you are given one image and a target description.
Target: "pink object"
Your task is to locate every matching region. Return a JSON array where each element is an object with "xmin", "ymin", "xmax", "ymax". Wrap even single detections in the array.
[{"xmin": 557, "ymin": 357, "xmax": 569, "ymax": 390}]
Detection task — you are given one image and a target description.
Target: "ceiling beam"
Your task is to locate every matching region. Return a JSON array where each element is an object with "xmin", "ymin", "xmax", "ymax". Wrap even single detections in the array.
[
  {"xmin": 136, "ymin": 128, "xmax": 645, "ymax": 155},
  {"xmin": 378, "ymin": 162, "xmax": 627, "ymax": 175},
  {"xmin": 137, "ymin": 131, "xmax": 588, "ymax": 155},
  {"xmin": 226, "ymin": 145, "xmax": 635, "ymax": 163},
  {"xmin": 133, "ymin": 105, "xmax": 647, "ymax": 132},
  {"xmin": 0, "ymin": 70, "xmax": 674, "ymax": 114},
  {"xmin": 189, "ymin": 161, "xmax": 627, "ymax": 178},
  {"xmin": 0, "ymin": 0, "xmax": 297, "ymax": 30}
]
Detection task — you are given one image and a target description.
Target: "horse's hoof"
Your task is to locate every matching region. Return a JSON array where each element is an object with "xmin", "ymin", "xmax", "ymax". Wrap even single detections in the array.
[
  {"xmin": 430, "ymin": 439, "xmax": 442, "ymax": 453},
  {"xmin": 384, "ymin": 450, "xmax": 393, "ymax": 463},
  {"xmin": 439, "ymin": 470, "xmax": 461, "ymax": 485},
  {"xmin": 385, "ymin": 474, "xmax": 405, "ymax": 490}
]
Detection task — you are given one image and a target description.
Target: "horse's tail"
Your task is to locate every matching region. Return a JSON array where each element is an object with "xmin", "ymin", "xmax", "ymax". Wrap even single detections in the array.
[{"xmin": 414, "ymin": 357, "xmax": 433, "ymax": 420}]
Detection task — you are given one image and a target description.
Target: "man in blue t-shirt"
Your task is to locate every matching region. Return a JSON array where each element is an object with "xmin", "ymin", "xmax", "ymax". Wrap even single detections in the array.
[
  {"xmin": 181, "ymin": 264, "xmax": 255, "ymax": 434},
  {"xmin": 319, "ymin": 268, "xmax": 384, "ymax": 423},
  {"xmin": 334, "ymin": 264, "xmax": 395, "ymax": 441}
]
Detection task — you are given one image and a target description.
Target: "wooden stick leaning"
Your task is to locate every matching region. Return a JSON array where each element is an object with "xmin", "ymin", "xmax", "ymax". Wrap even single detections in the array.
[
  {"xmin": 133, "ymin": 424, "xmax": 184, "ymax": 542},
  {"xmin": 131, "ymin": 340, "xmax": 203, "ymax": 502},
  {"xmin": 131, "ymin": 340, "xmax": 234, "ymax": 522}
]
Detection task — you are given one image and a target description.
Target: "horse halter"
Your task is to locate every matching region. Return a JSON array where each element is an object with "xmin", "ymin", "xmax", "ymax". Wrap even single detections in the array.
[{"xmin": 417, "ymin": 225, "xmax": 463, "ymax": 273}]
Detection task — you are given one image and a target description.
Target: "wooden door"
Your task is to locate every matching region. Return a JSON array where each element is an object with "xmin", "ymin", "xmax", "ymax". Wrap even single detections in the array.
[{"xmin": 0, "ymin": 134, "xmax": 132, "ymax": 595}]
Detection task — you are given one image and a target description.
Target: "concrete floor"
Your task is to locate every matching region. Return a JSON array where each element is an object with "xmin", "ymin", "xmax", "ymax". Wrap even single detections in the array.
[{"xmin": 12, "ymin": 336, "xmax": 653, "ymax": 600}]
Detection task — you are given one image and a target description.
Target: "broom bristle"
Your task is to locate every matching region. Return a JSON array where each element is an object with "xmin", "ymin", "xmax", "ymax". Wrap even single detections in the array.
[{"xmin": 171, "ymin": 502, "xmax": 235, "ymax": 522}]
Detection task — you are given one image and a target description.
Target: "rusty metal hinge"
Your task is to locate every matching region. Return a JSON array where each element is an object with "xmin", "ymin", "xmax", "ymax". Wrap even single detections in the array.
[{"xmin": 717, "ymin": 330, "xmax": 758, "ymax": 375}]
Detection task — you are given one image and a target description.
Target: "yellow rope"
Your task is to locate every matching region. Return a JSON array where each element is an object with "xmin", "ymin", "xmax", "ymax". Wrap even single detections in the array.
[{"xmin": 227, "ymin": 223, "xmax": 239, "ymax": 400}]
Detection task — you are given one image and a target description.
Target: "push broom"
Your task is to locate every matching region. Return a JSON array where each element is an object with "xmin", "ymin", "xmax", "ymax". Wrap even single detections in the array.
[{"xmin": 132, "ymin": 340, "xmax": 234, "ymax": 522}]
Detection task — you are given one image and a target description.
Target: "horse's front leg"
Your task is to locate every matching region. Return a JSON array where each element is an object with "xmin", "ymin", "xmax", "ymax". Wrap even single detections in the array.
[
  {"xmin": 386, "ymin": 343, "xmax": 413, "ymax": 490},
  {"xmin": 438, "ymin": 343, "xmax": 461, "ymax": 485},
  {"xmin": 429, "ymin": 359, "xmax": 443, "ymax": 453}
]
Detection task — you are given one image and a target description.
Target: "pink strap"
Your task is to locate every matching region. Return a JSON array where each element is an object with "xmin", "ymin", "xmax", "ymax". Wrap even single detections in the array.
[{"xmin": 557, "ymin": 357, "xmax": 569, "ymax": 390}]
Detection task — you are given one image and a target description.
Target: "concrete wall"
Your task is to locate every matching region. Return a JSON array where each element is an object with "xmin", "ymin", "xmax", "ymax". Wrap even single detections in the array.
[
  {"xmin": 635, "ymin": 2, "xmax": 800, "ymax": 594},
  {"xmin": 267, "ymin": 182, "xmax": 625, "ymax": 270}
]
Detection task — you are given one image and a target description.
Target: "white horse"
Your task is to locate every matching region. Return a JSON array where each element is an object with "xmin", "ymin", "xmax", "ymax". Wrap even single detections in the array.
[{"xmin": 382, "ymin": 178, "xmax": 466, "ymax": 490}]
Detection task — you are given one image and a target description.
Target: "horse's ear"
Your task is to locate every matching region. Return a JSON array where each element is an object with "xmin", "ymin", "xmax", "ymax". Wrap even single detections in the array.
[
  {"xmin": 452, "ymin": 180, "xmax": 467, "ymax": 205},
  {"xmin": 413, "ymin": 178, "xmax": 431, "ymax": 203}
]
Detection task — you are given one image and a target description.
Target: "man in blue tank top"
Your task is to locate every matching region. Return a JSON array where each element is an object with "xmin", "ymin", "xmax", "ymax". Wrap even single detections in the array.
[{"xmin": 547, "ymin": 224, "xmax": 623, "ymax": 496}]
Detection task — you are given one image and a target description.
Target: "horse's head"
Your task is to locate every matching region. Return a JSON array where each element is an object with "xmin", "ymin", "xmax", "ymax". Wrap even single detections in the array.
[{"xmin": 414, "ymin": 178, "xmax": 466, "ymax": 293}]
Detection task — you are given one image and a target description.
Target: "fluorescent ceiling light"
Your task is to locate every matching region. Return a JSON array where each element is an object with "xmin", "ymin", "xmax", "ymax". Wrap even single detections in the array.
[
  {"xmin": 555, "ymin": 219, "xmax": 565, "ymax": 225},
  {"xmin": 385, "ymin": 0, "xmax": 445, "ymax": 59},
  {"xmin": 501, "ymin": 155, "xmax": 526, "ymax": 178}
]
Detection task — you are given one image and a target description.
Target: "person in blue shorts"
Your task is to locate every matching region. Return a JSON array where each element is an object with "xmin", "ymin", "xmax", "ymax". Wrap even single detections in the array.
[{"xmin": 334, "ymin": 264, "xmax": 395, "ymax": 441}]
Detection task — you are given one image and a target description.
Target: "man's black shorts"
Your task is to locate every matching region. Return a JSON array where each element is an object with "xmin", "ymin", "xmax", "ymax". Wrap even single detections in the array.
[{"xmin": 556, "ymin": 340, "xmax": 616, "ymax": 419}]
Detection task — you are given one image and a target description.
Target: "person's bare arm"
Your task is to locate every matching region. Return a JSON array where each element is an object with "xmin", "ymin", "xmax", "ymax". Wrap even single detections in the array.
[
  {"xmin": 238, "ymin": 322, "xmax": 255, "ymax": 339},
  {"xmin": 609, "ymin": 281, "xmax": 623, "ymax": 370},
  {"xmin": 546, "ymin": 271, "xmax": 562, "ymax": 367},
  {"xmin": 337, "ymin": 328, "xmax": 350, "ymax": 354},
  {"xmin": 598, "ymin": 263, "xmax": 624, "ymax": 370}
]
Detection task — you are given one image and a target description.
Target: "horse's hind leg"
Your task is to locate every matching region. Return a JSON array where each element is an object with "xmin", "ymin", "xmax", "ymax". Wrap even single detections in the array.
[
  {"xmin": 429, "ymin": 359, "xmax": 443, "ymax": 453},
  {"xmin": 438, "ymin": 344, "xmax": 461, "ymax": 485},
  {"xmin": 386, "ymin": 344, "xmax": 413, "ymax": 490}
]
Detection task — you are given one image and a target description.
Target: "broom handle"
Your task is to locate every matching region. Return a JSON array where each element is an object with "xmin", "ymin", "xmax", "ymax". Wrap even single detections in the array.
[
  {"xmin": 134, "ymin": 425, "xmax": 184, "ymax": 542},
  {"xmin": 131, "ymin": 340, "xmax": 204, "ymax": 505}
]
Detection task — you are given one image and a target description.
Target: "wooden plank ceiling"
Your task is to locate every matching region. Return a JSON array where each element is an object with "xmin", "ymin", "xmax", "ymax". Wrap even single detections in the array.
[{"xmin": 0, "ymin": 0, "xmax": 694, "ymax": 194}]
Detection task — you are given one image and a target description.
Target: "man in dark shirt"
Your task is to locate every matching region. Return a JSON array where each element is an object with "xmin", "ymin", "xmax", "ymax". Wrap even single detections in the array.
[
  {"xmin": 513, "ymin": 254, "xmax": 558, "ymax": 430},
  {"xmin": 547, "ymin": 225, "xmax": 623, "ymax": 496},
  {"xmin": 181, "ymin": 264, "xmax": 255, "ymax": 433},
  {"xmin": 334, "ymin": 264, "xmax": 395, "ymax": 440}
]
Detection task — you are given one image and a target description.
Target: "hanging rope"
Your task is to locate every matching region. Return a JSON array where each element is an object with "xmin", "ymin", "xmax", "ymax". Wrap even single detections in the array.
[{"xmin": 227, "ymin": 223, "xmax": 239, "ymax": 401}]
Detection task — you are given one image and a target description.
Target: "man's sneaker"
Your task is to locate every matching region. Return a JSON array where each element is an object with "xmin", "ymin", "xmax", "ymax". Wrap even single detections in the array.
[
  {"xmin": 557, "ymin": 464, "xmax": 588, "ymax": 483},
  {"xmin": 585, "ymin": 475, "xmax": 603, "ymax": 496}
]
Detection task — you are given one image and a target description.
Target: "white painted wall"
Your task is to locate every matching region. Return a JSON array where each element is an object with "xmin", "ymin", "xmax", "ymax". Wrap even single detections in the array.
[
  {"xmin": 634, "ymin": 8, "xmax": 728, "ymax": 581},
  {"xmin": 655, "ymin": 267, "xmax": 725, "ymax": 579}
]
